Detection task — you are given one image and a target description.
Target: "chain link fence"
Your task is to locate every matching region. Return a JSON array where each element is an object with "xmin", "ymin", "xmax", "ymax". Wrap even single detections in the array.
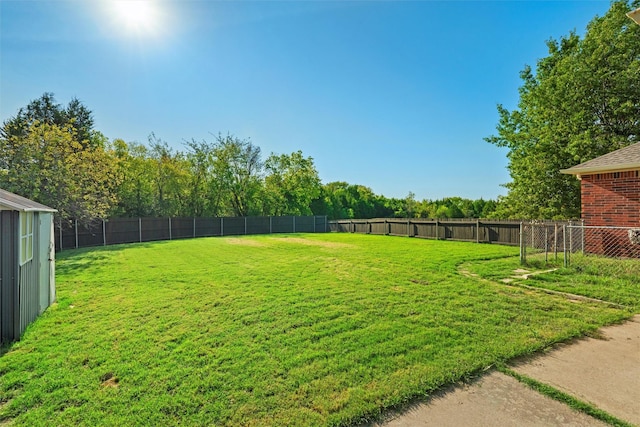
[
  {"xmin": 567, "ymin": 225, "xmax": 640, "ymax": 259},
  {"xmin": 519, "ymin": 221, "xmax": 580, "ymax": 265},
  {"xmin": 521, "ymin": 223, "xmax": 640, "ymax": 271}
]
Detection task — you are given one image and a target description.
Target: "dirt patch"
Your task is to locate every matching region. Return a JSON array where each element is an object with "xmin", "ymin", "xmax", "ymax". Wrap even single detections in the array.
[
  {"xmin": 0, "ymin": 398, "xmax": 12, "ymax": 412},
  {"xmin": 224, "ymin": 238, "xmax": 267, "ymax": 247},
  {"xmin": 273, "ymin": 237, "xmax": 353, "ymax": 249},
  {"xmin": 100, "ymin": 372, "xmax": 119, "ymax": 388}
]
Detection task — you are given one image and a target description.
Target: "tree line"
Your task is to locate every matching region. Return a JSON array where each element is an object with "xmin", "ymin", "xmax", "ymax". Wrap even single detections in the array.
[{"xmin": 0, "ymin": 93, "xmax": 498, "ymax": 226}]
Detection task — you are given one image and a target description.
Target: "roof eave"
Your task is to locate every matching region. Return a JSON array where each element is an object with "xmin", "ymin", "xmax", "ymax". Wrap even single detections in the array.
[
  {"xmin": 560, "ymin": 163, "xmax": 640, "ymax": 176},
  {"xmin": 0, "ymin": 202, "xmax": 57, "ymax": 213}
]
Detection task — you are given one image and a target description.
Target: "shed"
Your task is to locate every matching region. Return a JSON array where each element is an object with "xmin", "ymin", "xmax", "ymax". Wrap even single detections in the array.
[
  {"xmin": 561, "ymin": 142, "xmax": 640, "ymax": 227},
  {"xmin": 0, "ymin": 189, "xmax": 57, "ymax": 343}
]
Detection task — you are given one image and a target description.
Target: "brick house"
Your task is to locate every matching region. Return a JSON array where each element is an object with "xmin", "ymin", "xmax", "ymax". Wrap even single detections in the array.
[{"xmin": 561, "ymin": 142, "xmax": 640, "ymax": 256}]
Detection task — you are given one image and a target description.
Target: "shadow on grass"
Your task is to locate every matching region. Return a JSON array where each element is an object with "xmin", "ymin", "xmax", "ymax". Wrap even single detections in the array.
[
  {"xmin": 56, "ymin": 240, "xmax": 173, "ymax": 276},
  {"xmin": 0, "ymin": 341, "xmax": 16, "ymax": 359}
]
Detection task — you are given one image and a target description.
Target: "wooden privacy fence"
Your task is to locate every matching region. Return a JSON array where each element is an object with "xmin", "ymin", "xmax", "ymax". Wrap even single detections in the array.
[
  {"xmin": 329, "ymin": 218, "xmax": 523, "ymax": 245},
  {"xmin": 55, "ymin": 215, "xmax": 329, "ymax": 251}
]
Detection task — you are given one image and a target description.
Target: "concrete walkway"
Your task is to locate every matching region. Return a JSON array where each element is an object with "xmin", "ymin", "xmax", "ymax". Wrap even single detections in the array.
[{"xmin": 369, "ymin": 316, "xmax": 640, "ymax": 427}]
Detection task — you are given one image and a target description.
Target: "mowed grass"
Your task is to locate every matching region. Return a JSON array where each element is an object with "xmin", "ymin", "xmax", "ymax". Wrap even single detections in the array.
[
  {"xmin": 0, "ymin": 234, "xmax": 631, "ymax": 426},
  {"xmin": 465, "ymin": 253, "xmax": 640, "ymax": 310}
]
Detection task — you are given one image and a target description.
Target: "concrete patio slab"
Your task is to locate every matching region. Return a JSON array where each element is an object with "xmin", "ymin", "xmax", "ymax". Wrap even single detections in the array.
[
  {"xmin": 368, "ymin": 315, "xmax": 640, "ymax": 427},
  {"xmin": 369, "ymin": 371, "xmax": 607, "ymax": 427},
  {"xmin": 512, "ymin": 315, "xmax": 640, "ymax": 426}
]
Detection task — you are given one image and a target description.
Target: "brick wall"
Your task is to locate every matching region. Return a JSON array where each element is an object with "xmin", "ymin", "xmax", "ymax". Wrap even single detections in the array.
[
  {"xmin": 581, "ymin": 170, "xmax": 640, "ymax": 227},
  {"xmin": 580, "ymin": 170, "xmax": 640, "ymax": 257}
]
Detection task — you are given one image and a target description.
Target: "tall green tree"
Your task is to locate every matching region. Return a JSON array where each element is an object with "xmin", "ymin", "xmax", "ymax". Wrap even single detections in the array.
[
  {"xmin": 111, "ymin": 139, "xmax": 157, "ymax": 217},
  {"xmin": 148, "ymin": 134, "xmax": 190, "ymax": 216},
  {"xmin": 0, "ymin": 122, "xmax": 118, "ymax": 225},
  {"xmin": 1, "ymin": 92, "xmax": 97, "ymax": 147},
  {"xmin": 264, "ymin": 151, "xmax": 321, "ymax": 216},
  {"xmin": 486, "ymin": 0, "xmax": 640, "ymax": 219},
  {"xmin": 0, "ymin": 94, "xmax": 119, "ymax": 225},
  {"xmin": 184, "ymin": 139, "xmax": 216, "ymax": 217},
  {"xmin": 212, "ymin": 134, "xmax": 264, "ymax": 217}
]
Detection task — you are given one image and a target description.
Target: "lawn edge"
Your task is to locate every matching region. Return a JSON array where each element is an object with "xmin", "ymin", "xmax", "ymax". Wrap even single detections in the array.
[{"xmin": 497, "ymin": 365, "xmax": 634, "ymax": 427}]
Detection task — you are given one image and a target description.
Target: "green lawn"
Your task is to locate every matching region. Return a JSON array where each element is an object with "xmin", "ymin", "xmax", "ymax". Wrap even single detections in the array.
[
  {"xmin": 465, "ymin": 253, "xmax": 640, "ymax": 310},
  {"xmin": 0, "ymin": 234, "xmax": 632, "ymax": 426}
]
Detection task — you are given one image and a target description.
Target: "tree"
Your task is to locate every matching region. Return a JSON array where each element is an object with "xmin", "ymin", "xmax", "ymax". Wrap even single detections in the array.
[
  {"xmin": 111, "ymin": 139, "xmax": 157, "ymax": 217},
  {"xmin": 184, "ymin": 139, "xmax": 216, "ymax": 217},
  {"xmin": 486, "ymin": 0, "xmax": 640, "ymax": 219},
  {"xmin": 211, "ymin": 134, "xmax": 263, "ymax": 217},
  {"xmin": 1, "ymin": 92, "xmax": 96, "ymax": 147},
  {"xmin": 148, "ymin": 134, "xmax": 190, "ymax": 216},
  {"xmin": 311, "ymin": 182, "xmax": 350, "ymax": 219},
  {"xmin": 0, "ymin": 94, "xmax": 118, "ymax": 225},
  {"xmin": 0, "ymin": 122, "xmax": 118, "ymax": 225},
  {"xmin": 264, "ymin": 151, "xmax": 321, "ymax": 216}
]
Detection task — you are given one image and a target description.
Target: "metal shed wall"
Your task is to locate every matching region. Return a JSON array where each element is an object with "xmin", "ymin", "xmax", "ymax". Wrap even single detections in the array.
[
  {"xmin": 0, "ymin": 210, "xmax": 56, "ymax": 343},
  {"xmin": 1, "ymin": 210, "xmax": 19, "ymax": 342}
]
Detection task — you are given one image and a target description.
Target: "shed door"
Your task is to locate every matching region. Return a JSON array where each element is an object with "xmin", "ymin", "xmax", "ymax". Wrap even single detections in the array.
[
  {"xmin": 49, "ymin": 218, "xmax": 55, "ymax": 304},
  {"xmin": 38, "ymin": 214, "xmax": 52, "ymax": 313}
]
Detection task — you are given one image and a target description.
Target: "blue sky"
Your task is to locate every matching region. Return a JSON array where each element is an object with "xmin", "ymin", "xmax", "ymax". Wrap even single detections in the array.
[{"xmin": 0, "ymin": 0, "xmax": 612, "ymax": 200}]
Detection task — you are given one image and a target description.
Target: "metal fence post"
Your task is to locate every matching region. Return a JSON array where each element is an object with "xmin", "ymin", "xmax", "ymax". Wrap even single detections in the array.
[
  {"xmin": 193, "ymin": 217, "xmax": 196, "ymax": 238},
  {"xmin": 139, "ymin": 217, "xmax": 142, "ymax": 242},
  {"xmin": 103, "ymin": 219, "xmax": 106, "ymax": 246},
  {"xmin": 581, "ymin": 219, "xmax": 585, "ymax": 253},
  {"xmin": 221, "ymin": 217, "xmax": 224, "ymax": 237},
  {"xmin": 519, "ymin": 222, "xmax": 524, "ymax": 264},
  {"xmin": 544, "ymin": 226, "xmax": 549, "ymax": 263},
  {"xmin": 59, "ymin": 221, "xmax": 63, "ymax": 250},
  {"xmin": 530, "ymin": 222, "xmax": 534, "ymax": 251},
  {"xmin": 245, "ymin": 217, "xmax": 248, "ymax": 235},
  {"xmin": 313, "ymin": 216, "xmax": 316, "ymax": 233},
  {"xmin": 325, "ymin": 215, "xmax": 328, "ymax": 233},
  {"xmin": 554, "ymin": 223, "xmax": 558, "ymax": 260},
  {"xmin": 563, "ymin": 225, "xmax": 568, "ymax": 267},
  {"xmin": 75, "ymin": 219, "xmax": 79, "ymax": 249},
  {"xmin": 270, "ymin": 216, "xmax": 272, "ymax": 234},
  {"xmin": 293, "ymin": 216, "xmax": 296, "ymax": 233},
  {"xmin": 569, "ymin": 221, "xmax": 573, "ymax": 254}
]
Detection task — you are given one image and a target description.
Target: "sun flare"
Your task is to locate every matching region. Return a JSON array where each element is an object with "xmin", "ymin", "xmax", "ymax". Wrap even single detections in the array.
[{"xmin": 110, "ymin": 0, "xmax": 161, "ymax": 37}]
